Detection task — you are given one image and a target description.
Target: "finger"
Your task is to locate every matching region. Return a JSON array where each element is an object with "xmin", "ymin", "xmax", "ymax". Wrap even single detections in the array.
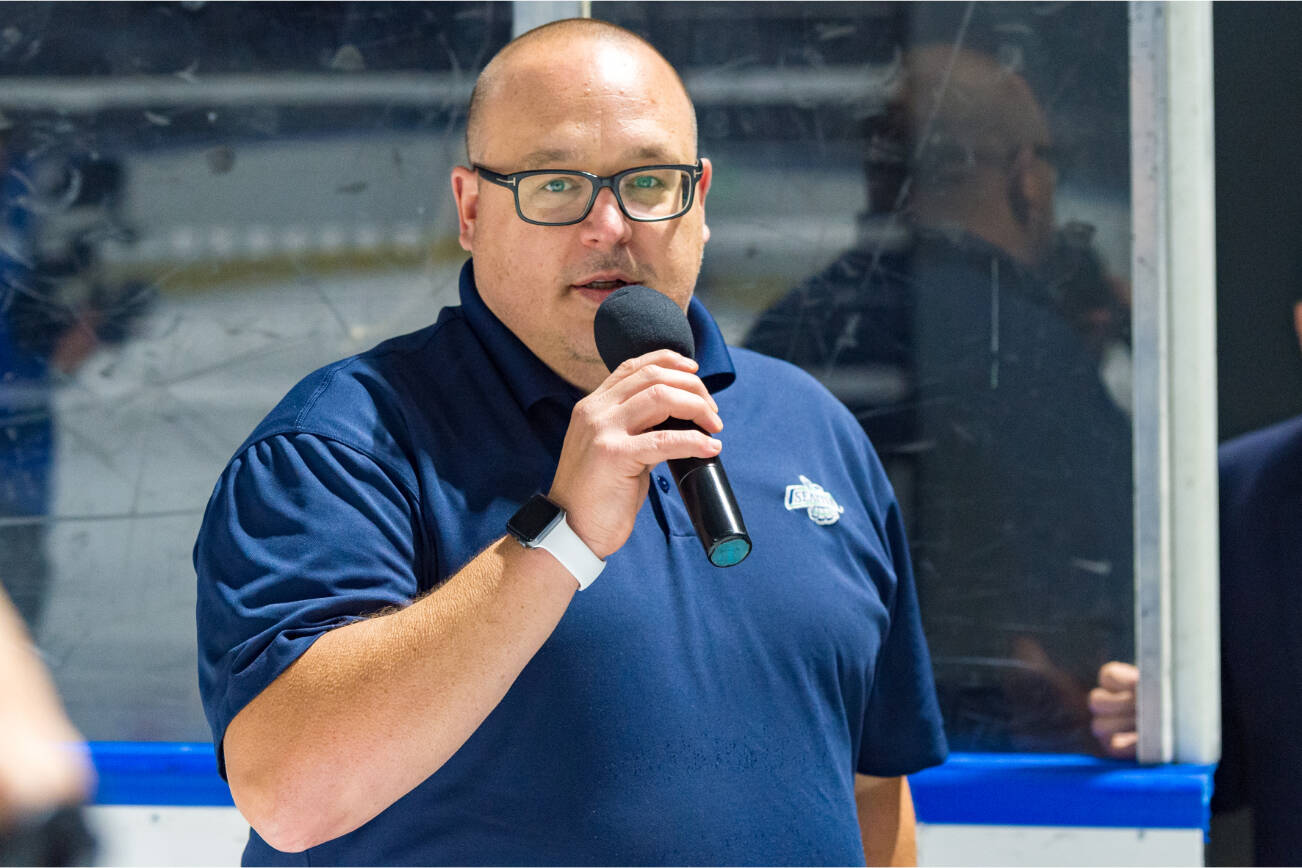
[
  {"xmin": 602, "ymin": 350, "xmax": 698, "ymax": 392},
  {"xmin": 1104, "ymin": 731, "xmax": 1138, "ymax": 760},
  {"xmin": 602, "ymin": 362, "xmax": 718, "ymax": 413},
  {"xmin": 624, "ymin": 427, "xmax": 722, "ymax": 467},
  {"xmin": 1091, "ymin": 713, "xmax": 1137, "ymax": 740},
  {"xmin": 618, "ymin": 382, "xmax": 723, "ymax": 435},
  {"xmin": 1098, "ymin": 661, "xmax": 1139, "ymax": 692},
  {"xmin": 1088, "ymin": 687, "xmax": 1136, "ymax": 717}
]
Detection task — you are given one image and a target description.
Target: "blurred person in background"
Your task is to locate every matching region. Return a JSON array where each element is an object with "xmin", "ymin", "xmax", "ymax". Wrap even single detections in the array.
[
  {"xmin": 0, "ymin": 582, "xmax": 95, "ymax": 866},
  {"xmin": 0, "ymin": 118, "xmax": 147, "ymax": 865},
  {"xmin": 1090, "ymin": 299, "xmax": 1302, "ymax": 867},
  {"xmin": 0, "ymin": 124, "xmax": 154, "ymax": 632},
  {"xmin": 746, "ymin": 43, "xmax": 1134, "ymax": 754}
]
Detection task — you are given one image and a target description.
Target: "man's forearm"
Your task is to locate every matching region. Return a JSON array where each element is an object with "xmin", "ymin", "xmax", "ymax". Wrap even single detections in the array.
[
  {"xmin": 223, "ymin": 536, "xmax": 578, "ymax": 852},
  {"xmin": 856, "ymin": 775, "xmax": 917, "ymax": 866}
]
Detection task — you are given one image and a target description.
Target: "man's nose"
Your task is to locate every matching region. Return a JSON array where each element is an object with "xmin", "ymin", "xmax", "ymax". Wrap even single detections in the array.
[{"xmin": 580, "ymin": 187, "xmax": 633, "ymax": 247}]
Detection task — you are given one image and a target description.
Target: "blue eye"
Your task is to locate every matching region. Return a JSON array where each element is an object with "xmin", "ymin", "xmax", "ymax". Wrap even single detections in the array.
[
  {"xmin": 631, "ymin": 175, "xmax": 661, "ymax": 189},
  {"xmin": 543, "ymin": 178, "xmax": 570, "ymax": 193}
]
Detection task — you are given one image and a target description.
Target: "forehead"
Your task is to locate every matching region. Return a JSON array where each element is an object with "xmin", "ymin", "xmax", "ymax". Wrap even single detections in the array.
[{"xmin": 477, "ymin": 39, "xmax": 696, "ymax": 170}]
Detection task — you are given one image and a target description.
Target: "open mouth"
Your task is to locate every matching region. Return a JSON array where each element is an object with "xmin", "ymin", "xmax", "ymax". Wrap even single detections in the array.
[{"xmin": 574, "ymin": 279, "xmax": 633, "ymax": 292}]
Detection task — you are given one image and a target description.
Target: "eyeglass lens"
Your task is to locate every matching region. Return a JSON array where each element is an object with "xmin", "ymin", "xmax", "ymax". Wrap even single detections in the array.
[{"xmin": 516, "ymin": 169, "xmax": 692, "ymax": 224}]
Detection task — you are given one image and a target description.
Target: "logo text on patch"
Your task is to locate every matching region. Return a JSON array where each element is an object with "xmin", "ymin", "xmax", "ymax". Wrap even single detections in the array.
[{"xmin": 784, "ymin": 475, "xmax": 844, "ymax": 526}]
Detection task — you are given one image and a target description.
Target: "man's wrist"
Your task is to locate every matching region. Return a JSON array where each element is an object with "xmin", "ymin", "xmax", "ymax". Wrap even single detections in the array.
[{"xmin": 506, "ymin": 494, "xmax": 605, "ymax": 590}]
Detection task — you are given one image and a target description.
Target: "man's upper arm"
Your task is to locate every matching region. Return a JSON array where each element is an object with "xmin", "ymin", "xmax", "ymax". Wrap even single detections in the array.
[
  {"xmin": 854, "ymin": 489, "xmax": 948, "ymax": 776},
  {"xmin": 195, "ymin": 432, "xmax": 421, "ymax": 770}
]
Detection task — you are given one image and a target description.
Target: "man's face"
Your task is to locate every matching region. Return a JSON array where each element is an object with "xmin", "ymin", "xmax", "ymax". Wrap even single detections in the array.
[{"xmin": 451, "ymin": 38, "xmax": 711, "ymax": 393}]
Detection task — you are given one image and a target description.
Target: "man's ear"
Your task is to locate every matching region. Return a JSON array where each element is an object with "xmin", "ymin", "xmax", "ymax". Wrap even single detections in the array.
[
  {"xmin": 697, "ymin": 158, "xmax": 713, "ymax": 244},
  {"xmin": 1008, "ymin": 144, "xmax": 1059, "ymax": 266},
  {"xmin": 1006, "ymin": 146, "xmax": 1037, "ymax": 227},
  {"xmin": 450, "ymin": 166, "xmax": 479, "ymax": 252}
]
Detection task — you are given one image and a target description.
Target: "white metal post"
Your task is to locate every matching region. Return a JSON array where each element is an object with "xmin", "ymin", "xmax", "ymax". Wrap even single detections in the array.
[
  {"xmin": 1129, "ymin": 0, "xmax": 1220, "ymax": 766},
  {"xmin": 1130, "ymin": 0, "xmax": 1175, "ymax": 765},
  {"xmin": 1164, "ymin": 0, "xmax": 1221, "ymax": 766}
]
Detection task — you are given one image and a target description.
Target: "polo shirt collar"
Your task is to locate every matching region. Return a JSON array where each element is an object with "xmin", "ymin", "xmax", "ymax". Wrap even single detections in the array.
[
  {"xmin": 687, "ymin": 290, "xmax": 737, "ymax": 395},
  {"xmin": 457, "ymin": 259, "xmax": 736, "ymax": 413}
]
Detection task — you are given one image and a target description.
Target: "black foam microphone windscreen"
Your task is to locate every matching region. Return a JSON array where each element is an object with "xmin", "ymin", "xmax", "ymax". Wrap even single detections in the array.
[
  {"xmin": 594, "ymin": 285, "xmax": 695, "ymax": 369},
  {"xmin": 593, "ymin": 285, "xmax": 751, "ymax": 567}
]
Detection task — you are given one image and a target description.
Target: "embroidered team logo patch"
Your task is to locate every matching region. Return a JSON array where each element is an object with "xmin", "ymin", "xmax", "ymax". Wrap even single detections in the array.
[{"xmin": 784, "ymin": 475, "xmax": 845, "ymax": 526}]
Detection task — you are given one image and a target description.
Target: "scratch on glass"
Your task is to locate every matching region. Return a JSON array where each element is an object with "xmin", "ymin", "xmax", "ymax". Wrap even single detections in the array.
[{"xmin": 989, "ymin": 257, "xmax": 1000, "ymax": 389}]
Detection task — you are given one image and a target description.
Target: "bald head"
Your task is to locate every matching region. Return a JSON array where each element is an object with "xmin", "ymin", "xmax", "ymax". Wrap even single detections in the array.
[
  {"xmin": 465, "ymin": 18, "xmax": 696, "ymax": 165},
  {"xmin": 898, "ymin": 44, "xmax": 1051, "ymax": 188},
  {"xmin": 883, "ymin": 44, "xmax": 1057, "ymax": 265}
]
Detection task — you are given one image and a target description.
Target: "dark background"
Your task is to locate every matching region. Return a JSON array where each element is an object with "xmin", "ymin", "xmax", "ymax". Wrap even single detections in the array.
[{"xmin": 1214, "ymin": 1, "xmax": 1302, "ymax": 440}]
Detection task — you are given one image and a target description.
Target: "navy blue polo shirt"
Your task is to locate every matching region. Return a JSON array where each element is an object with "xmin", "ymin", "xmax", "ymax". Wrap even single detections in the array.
[
  {"xmin": 1216, "ymin": 415, "xmax": 1302, "ymax": 867},
  {"xmin": 195, "ymin": 260, "xmax": 947, "ymax": 866}
]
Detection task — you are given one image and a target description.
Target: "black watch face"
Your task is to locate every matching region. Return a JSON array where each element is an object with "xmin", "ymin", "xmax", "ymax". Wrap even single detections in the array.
[{"xmin": 507, "ymin": 494, "xmax": 562, "ymax": 542}]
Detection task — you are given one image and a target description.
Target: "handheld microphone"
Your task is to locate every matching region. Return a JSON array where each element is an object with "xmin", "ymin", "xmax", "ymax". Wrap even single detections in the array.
[{"xmin": 594, "ymin": 285, "xmax": 752, "ymax": 567}]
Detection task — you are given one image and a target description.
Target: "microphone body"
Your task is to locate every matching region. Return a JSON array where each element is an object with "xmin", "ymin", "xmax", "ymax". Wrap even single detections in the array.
[
  {"xmin": 667, "ymin": 451, "xmax": 752, "ymax": 567},
  {"xmin": 594, "ymin": 286, "xmax": 752, "ymax": 567}
]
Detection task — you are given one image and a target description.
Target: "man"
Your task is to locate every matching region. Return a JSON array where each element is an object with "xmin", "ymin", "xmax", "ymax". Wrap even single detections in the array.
[
  {"xmin": 1090, "ymin": 301, "xmax": 1302, "ymax": 866},
  {"xmin": 745, "ymin": 44, "xmax": 1134, "ymax": 754},
  {"xmin": 196, "ymin": 19, "xmax": 947, "ymax": 866}
]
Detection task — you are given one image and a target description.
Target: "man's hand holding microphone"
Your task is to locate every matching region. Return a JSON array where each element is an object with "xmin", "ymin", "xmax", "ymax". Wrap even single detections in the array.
[
  {"xmin": 540, "ymin": 284, "xmax": 751, "ymax": 574},
  {"xmin": 548, "ymin": 346, "xmax": 723, "ymax": 561}
]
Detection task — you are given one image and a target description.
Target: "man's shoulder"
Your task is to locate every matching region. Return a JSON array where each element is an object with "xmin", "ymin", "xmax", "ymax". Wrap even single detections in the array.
[
  {"xmin": 727, "ymin": 346, "xmax": 870, "ymax": 443},
  {"xmin": 1220, "ymin": 413, "xmax": 1302, "ymax": 498},
  {"xmin": 741, "ymin": 246, "xmax": 913, "ymax": 365},
  {"xmin": 729, "ymin": 344, "xmax": 838, "ymax": 396},
  {"xmin": 233, "ymin": 309, "xmax": 473, "ymax": 469}
]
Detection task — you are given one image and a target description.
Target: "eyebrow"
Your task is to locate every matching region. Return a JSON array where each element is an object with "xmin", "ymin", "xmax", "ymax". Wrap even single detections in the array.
[
  {"xmin": 627, "ymin": 145, "xmax": 685, "ymax": 164},
  {"xmin": 511, "ymin": 144, "xmax": 689, "ymax": 172},
  {"xmin": 515, "ymin": 148, "xmax": 577, "ymax": 170}
]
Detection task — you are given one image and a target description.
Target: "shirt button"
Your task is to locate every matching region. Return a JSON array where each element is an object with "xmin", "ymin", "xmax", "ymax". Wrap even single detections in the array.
[{"xmin": 656, "ymin": 475, "xmax": 671, "ymax": 493}]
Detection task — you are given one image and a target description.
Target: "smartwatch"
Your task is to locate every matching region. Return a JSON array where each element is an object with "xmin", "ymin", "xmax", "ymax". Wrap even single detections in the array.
[{"xmin": 506, "ymin": 494, "xmax": 605, "ymax": 590}]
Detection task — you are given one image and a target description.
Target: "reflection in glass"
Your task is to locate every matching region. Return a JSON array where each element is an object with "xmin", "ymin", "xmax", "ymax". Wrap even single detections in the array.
[
  {"xmin": 736, "ymin": 5, "xmax": 1134, "ymax": 752},
  {"xmin": 0, "ymin": 145, "xmax": 154, "ymax": 630},
  {"xmin": 0, "ymin": 1, "xmax": 510, "ymax": 741},
  {"xmin": 0, "ymin": 1, "xmax": 1133, "ymax": 752}
]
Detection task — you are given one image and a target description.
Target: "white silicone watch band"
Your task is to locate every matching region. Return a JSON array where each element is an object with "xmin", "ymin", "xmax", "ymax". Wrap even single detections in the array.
[{"xmin": 535, "ymin": 513, "xmax": 605, "ymax": 590}]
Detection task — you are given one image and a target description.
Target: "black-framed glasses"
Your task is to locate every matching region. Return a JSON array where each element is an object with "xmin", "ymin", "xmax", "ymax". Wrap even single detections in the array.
[{"xmin": 473, "ymin": 160, "xmax": 704, "ymax": 226}]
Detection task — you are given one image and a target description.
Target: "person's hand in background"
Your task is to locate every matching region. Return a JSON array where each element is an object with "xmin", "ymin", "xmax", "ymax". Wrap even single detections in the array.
[
  {"xmin": 0, "ymin": 585, "xmax": 93, "ymax": 829},
  {"xmin": 1089, "ymin": 661, "xmax": 1138, "ymax": 759}
]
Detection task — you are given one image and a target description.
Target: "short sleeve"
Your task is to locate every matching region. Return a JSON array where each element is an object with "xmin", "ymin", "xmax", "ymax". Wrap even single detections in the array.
[
  {"xmin": 194, "ymin": 433, "xmax": 422, "ymax": 771},
  {"xmin": 856, "ymin": 494, "xmax": 950, "ymax": 777}
]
